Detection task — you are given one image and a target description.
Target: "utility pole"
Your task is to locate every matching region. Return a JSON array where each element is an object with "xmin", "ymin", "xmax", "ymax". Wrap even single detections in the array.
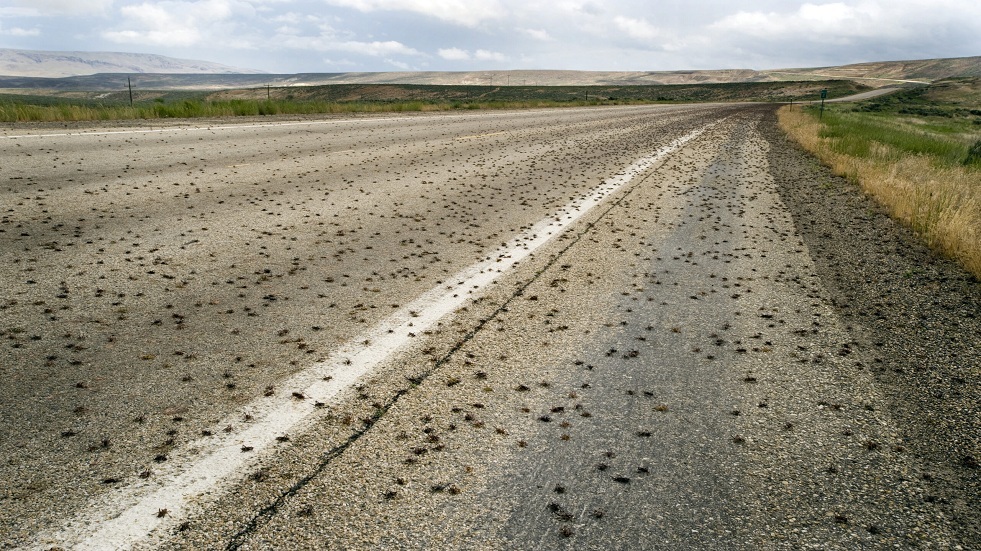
[
  {"xmin": 267, "ymin": 84, "xmax": 271, "ymax": 101},
  {"xmin": 128, "ymin": 77, "xmax": 134, "ymax": 107}
]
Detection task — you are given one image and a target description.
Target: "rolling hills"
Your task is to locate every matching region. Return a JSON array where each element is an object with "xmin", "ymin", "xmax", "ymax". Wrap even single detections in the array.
[{"xmin": 0, "ymin": 48, "xmax": 977, "ymax": 92}]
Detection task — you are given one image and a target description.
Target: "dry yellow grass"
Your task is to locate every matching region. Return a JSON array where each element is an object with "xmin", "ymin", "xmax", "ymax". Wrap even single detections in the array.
[{"xmin": 778, "ymin": 105, "xmax": 981, "ymax": 278}]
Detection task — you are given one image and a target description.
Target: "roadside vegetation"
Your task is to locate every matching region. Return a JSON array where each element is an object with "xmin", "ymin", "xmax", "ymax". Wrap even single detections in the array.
[
  {"xmin": 0, "ymin": 80, "xmax": 865, "ymax": 123},
  {"xmin": 0, "ymin": 97, "xmax": 450, "ymax": 121},
  {"xmin": 778, "ymin": 78, "xmax": 981, "ymax": 277}
]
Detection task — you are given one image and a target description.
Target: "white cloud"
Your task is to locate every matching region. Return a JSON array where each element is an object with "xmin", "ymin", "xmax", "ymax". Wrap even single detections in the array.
[
  {"xmin": 335, "ymin": 40, "xmax": 422, "ymax": 56},
  {"xmin": 321, "ymin": 57, "xmax": 360, "ymax": 67},
  {"xmin": 710, "ymin": 0, "xmax": 981, "ymax": 43},
  {"xmin": 324, "ymin": 0, "xmax": 507, "ymax": 27},
  {"xmin": 385, "ymin": 57, "xmax": 411, "ymax": 69},
  {"xmin": 577, "ymin": 2, "xmax": 604, "ymax": 16},
  {"xmin": 437, "ymin": 47, "xmax": 508, "ymax": 62},
  {"xmin": 438, "ymin": 47, "xmax": 470, "ymax": 60},
  {"xmin": 2, "ymin": 26, "xmax": 42, "ymax": 36},
  {"xmin": 102, "ymin": 0, "xmax": 255, "ymax": 47},
  {"xmin": 279, "ymin": 32, "xmax": 422, "ymax": 57},
  {"xmin": 117, "ymin": 2, "xmax": 200, "ymax": 41},
  {"xmin": 711, "ymin": 2, "xmax": 884, "ymax": 39},
  {"xmin": 520, "ymin": 28, "xmax": 553, "ymax": 41},
  {"xmin": 685, "ymin": 0, "xmax": 981, "ymax": 68},
  {"xmin": 474, "ymin": 49, "xmax": 508, "ymax": 61},
  {"xmin": 3, "ymin": 0, "xmax": 114, "ymax": 16},
  {"xmin": 271, "ymin": 12, "xmax": 304, "ymax": 25},
  {"xmin": 613, "ymin": 16, "xmax": 665, "ymax": 42},
  {"xmin": 271, "ymin": 11, "xmax": 336, "ymax": 26}
]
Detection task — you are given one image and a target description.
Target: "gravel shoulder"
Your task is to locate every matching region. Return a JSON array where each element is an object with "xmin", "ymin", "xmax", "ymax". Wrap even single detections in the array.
[{"xmin": 761, "ymin": 108, "xmax": 980, "ymax": 546}]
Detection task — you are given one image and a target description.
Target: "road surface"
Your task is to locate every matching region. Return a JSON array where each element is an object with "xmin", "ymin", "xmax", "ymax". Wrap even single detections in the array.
[{"xmin": 1, "ymin": 104, "xmax": 976, "ymax": 549}]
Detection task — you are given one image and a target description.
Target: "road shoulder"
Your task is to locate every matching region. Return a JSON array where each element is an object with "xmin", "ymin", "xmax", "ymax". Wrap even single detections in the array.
[{"xmin": 761, "ymin": 106, "xmax": 981, "ymax": 547}]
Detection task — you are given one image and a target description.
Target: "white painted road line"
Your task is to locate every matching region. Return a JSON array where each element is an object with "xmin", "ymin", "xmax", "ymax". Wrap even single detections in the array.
[{"xmin": 32, "ymin": 120, "xmax": 720, "ymax": 550}]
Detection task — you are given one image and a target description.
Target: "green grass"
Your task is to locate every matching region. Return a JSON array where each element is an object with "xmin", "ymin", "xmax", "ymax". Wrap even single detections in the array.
[
  {"xmin": 780, "ymin": 79, "xmax": 981, "ymax": 277},
  {"xmin": 966, "ymin": 139, "xmax": 981, "ymax": 167},
  {"xmin": 0, "ymin": 96, "xmax": 632, "ymax": 121},
  {"xmin": 815, "ymin": 108, "xmax": 977, "ymax": 167},
  {"xmin": 0, "ymin": 98, "xmax": 412, "ymax": 121},
  {"xmin": 811, "ymin": 83, "xmax": 981, "ymax": 168}
]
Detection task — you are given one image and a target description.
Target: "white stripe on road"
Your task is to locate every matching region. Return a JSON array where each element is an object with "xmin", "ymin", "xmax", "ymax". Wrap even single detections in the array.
[{"xmin": 33, "ymin": 120, "xmax": 719, "ymax": 550}]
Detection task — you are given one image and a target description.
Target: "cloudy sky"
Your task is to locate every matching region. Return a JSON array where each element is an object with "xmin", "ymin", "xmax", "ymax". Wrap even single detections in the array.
[{"xmin": 0, "ymin": 0, "xmax": 978, "ymax": 73}]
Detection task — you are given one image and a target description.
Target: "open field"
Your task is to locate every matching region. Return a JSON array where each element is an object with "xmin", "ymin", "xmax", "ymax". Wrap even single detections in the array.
[
  {"xmin": 0, "ymin": 80, "xmax": 869, "ymax": 122},
  {"xmin": 778, "ymin": 77, "xmax": 981, "ymax": 277}
]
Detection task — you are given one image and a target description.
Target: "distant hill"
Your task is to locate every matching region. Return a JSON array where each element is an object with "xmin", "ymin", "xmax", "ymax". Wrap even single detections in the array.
[
  {"xmin": 763, "ymin": 56, "xmax": 981, "ymax": 85},
  {"xmin": 0, "ymin": 50, "xmax": 976, "ymax": 90},
  {"xmin": 0, "ymin": 48, "xmax": 264, "ymax": 77},
  {"xmin": 0, "ymin": 69, "xmax": 778, "ymax": 91}
]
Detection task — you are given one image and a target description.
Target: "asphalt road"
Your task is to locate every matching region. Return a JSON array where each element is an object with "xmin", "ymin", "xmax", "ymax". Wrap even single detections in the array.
[{"xmin": 0, "ymin": 104, "xmax": 972, "ymax": 549}]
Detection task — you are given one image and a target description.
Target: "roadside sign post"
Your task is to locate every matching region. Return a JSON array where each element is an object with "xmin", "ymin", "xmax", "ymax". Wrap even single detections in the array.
[{"xmin": 820, "ymin": 88, "xmax": 827, "ymax": 119}]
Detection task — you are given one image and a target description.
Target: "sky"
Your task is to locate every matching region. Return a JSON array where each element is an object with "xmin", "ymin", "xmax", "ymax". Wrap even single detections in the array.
[{"xmin": 0, "ymin": 0, "xmax": 979, "ymax": 74}]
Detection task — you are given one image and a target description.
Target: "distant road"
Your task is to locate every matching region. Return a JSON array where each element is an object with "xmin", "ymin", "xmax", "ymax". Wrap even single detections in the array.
[
  {"xmin": 786, "ymin": 86, "xmax": 904, "ymax": 104},
  {"xmin": 766, "ymin": 71, "xmax": 932, "ymax": 86},
  {"xmin": 827, "ymin": 86, "xmax": 906, "ymax": 102},
  {"xmin": 1, "ymin": 104, "xmax": 971, "ymax": 550}
]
